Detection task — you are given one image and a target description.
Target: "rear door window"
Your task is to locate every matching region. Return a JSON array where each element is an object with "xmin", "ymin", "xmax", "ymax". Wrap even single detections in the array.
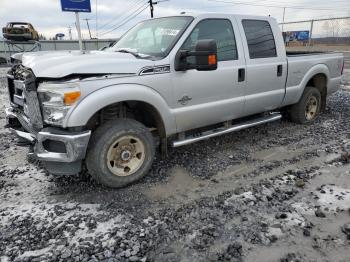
[{"xmin": 242, "ymin": 20, "xmax": 277, "ymax": 59}]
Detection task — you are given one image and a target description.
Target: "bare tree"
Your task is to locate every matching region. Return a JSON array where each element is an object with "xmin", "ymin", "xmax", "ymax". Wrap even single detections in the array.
[
  {"xmin": 323, "ymin": 19, "xmax": 343, "ymax": 40},
  {"xmin": 322, "ymin": 21, "xmax": 331, "ymax": 37},
  {"xmin": 330, "ymin": 20, "xmax": 341, "ymax": 39},
  {"xmin": 344, "ymin": 14, "xmax": 350, "ymax": 37}
]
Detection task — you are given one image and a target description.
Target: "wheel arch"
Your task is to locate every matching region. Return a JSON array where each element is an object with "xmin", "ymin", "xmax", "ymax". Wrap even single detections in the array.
[
  {"xmin": 283, "ymin": 64, "xmax": 330, "ymax": 107},
  {"xmin": 87, "ymin": 100, "xmax": 167, "ymax": 138},
  {"xmin": 299, "ymin": 64, "xmax": 329, "ymax": 98},
  {"xmin": 64, "ymin": 84, "xmax": 177, "ymax": 137}
]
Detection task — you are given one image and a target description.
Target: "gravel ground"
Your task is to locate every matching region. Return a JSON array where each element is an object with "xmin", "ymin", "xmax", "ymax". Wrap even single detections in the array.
[{"xmin": 0, "ymin": 67, "xmax": 350, "ymax": 262}]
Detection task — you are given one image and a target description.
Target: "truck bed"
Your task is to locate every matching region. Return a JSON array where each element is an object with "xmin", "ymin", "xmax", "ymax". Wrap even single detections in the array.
[{"xmin": 284, "ymin": 51, "xmax": 343, "ymax": 106}]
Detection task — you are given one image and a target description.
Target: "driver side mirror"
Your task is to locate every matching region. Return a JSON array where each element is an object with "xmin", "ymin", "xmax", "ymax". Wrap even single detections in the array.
[{"xmin": 175, "ymin": 39, "xmax": 218, "ymax": 71}]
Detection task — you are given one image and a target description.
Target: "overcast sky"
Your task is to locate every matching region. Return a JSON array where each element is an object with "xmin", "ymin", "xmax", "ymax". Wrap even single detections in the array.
[{"xmin": 0, "ymin": 0, "xmax": 349, "ymax": 39}]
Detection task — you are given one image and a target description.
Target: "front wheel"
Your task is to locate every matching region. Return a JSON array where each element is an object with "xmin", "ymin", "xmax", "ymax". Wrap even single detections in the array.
[
  {"xmin": 289, "ymin": 86, "xmax": 322, "ymax": 124},
  {"xmin": 86, "ymin": 119, "xmax": 155, "ymax": 188}
]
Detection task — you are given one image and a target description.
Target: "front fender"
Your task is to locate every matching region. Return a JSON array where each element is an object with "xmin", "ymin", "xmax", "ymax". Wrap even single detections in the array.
[{"xmin": 64, "ymin": 84, "xmax": 176, "ymax": 136}]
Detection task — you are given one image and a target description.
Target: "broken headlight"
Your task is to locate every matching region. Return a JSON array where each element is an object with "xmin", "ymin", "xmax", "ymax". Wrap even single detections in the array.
[{"xmin": 37, "ymin": 82, "xmax": 81, "ymax": 126}]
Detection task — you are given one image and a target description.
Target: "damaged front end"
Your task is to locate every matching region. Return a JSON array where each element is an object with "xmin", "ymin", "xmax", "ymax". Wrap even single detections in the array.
[{"xmin": 5, "ymin": 65, "xmax": 90, "ymax": 175}]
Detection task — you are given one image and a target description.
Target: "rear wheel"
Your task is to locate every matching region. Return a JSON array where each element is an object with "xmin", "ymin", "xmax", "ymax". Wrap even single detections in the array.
[
  {"xmin": 289, "ymin": 86, "xmax": 322, "ymax": 124},
  {"xmin": 86, "ymin": 119, "xmax": 155, "ymax": 188}
]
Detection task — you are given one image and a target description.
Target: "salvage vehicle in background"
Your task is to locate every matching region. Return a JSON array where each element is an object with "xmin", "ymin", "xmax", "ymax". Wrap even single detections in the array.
[
  {"xmin": 2, "ymin": 22, "xmax": 39, "ymax": 41},
  {"xmin": 5, "ymin": 13, "xmax": 344, "ymax": 188}
]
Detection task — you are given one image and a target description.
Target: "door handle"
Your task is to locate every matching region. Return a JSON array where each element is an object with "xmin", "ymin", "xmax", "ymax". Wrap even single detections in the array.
[
  {"xmin": 238, "ymin": 68, "xmax": 245, "ymax": 82},
  {"xmin": 277, "ymin": 65, "xmax": 283, "ymax": 77}
]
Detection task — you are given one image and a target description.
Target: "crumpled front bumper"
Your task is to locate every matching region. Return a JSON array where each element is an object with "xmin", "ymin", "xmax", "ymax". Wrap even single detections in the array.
[{"xmin": 5, "ymin": 107, "xmax": 91, "ymax": 163}]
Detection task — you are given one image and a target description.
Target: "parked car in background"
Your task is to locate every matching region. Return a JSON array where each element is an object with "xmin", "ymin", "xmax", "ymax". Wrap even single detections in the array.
[{"xmin": 2, "ymin": 22, "xmax": 39, "ymax": 41}]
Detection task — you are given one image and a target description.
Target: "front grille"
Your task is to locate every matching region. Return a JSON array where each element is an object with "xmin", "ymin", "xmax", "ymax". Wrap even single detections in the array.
[{"xmin": 7, "ymin": 65, "xmax": 43, "ymax": 130}]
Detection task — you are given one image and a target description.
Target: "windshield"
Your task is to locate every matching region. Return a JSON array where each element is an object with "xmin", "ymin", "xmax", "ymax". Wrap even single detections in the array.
[{"xmin": 110, "ymin": 16, "xmax": 193, "ymax": 59}]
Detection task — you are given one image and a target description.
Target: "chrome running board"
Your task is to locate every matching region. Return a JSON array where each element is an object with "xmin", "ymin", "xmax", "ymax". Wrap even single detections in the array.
[{"xmin": 172, "ymin": 113, "xmax": 282, "ymax": 147}]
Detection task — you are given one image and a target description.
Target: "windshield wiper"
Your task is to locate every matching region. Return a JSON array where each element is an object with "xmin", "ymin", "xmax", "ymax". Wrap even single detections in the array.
[{"xmin": 115, "ymin": 48, "xmax": 151, "ymax": 59}]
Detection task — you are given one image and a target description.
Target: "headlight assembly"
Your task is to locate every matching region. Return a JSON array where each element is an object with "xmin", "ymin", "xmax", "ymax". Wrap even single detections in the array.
[{"xmin": 37, "ymin": 82, "xmax": 81, "ymax": 126}]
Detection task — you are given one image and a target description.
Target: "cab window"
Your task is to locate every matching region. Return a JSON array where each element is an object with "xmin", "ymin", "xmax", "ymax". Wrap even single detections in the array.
[{"xmin": 181, "ymin": 19, "xmax": 238, "ymax": 62}]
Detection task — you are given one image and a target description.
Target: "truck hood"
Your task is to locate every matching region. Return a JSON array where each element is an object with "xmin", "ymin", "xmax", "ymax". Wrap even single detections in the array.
[{"xmin": 19, "ymin": 50, "xmax": 155, "ymax": 78}]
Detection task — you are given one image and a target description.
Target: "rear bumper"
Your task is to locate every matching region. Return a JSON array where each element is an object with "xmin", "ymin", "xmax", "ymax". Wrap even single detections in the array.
[{"xmin": 5, "ymin": 107, "xmax": 91, "ymax": 163}]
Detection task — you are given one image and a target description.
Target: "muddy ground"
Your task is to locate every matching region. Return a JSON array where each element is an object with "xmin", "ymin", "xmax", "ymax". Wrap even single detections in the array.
[{"xmin": 0, "ymin": 65, "xmax": 350, "ymax": 262}]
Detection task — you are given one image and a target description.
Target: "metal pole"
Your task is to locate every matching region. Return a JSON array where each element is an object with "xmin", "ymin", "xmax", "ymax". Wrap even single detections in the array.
[
  {"xmin": 68, "ymin": 26, "xmax": 72, "ymax": 40},
  {"xmin": 149, "ymin": 0, "xmax": 154, "ymax": 18},
  {"xmin": 309, "ymin": 20, "xmax": 314, "ymax": 46},
  {"xmin": 75, "ymin": 12, "xmax": 83, "ymax": 51},
  {"xmin": 282, "ymin": 7, "xmax": 286, "ymax": 32},
  {"xmin": 95, "ymin": 0, "xmax": 98, "ymax": 39}
]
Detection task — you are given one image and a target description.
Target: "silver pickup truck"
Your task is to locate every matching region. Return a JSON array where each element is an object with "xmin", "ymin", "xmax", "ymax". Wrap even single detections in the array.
[{"xmin": 5, "ymin": 13, "xmax": 344, "ymax": 188}]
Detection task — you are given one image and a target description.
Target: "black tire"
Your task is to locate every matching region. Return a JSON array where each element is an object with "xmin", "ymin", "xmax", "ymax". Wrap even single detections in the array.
[
  {"xmin": 86, "ymin": 119, "xmax": 155, "ymax": 188},
  {"xmin": 289, "ymin": 86, "xmax": 322, "ymax": 124}
]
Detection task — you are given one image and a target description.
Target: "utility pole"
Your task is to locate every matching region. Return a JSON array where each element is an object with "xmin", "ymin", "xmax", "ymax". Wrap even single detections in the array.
[
  {"xmin": 282, "ymin": 7, "xmax": 286, "ymax": 32},
  {"xmin": 148, "ymin": 0, "xmax": 169, "ymax": 18},
  {"xmin": 84, "ymin": 18, "xmax": 92, "ymax": 39},
  {"xmin": 149, "ymin": 0, "xmax": 157, "ymax": 18},
  {"xmin": 95, "ymin": 0, "xmax": 98, "ymax": 38}
]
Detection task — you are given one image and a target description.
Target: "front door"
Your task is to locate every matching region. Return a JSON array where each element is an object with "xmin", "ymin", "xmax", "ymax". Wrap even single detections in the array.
[{"xmin": 170, "ymin": 18, "xmax": 246, "ymax": 133}]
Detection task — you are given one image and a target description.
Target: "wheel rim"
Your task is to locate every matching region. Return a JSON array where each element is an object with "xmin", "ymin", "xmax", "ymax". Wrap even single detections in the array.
[
  {"xmin": 107, "ymin": 135, "xmax": 146, "ymax": 177},
  {"xmin": 305, "ymin": 95, "xmax": 318, "ymax": 120}
]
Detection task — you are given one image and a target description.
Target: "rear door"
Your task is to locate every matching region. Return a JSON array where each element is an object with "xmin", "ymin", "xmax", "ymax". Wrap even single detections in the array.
[{"xmin": 236, "ymin": 18, "xmax": 287, "ymax": 116}]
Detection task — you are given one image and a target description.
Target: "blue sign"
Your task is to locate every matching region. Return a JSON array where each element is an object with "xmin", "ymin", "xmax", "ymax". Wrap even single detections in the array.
[
  {"xmin": 284, "ymin": 31, "xmax": 310, "ymax": 42},
  {"xmin": 61, "ymin": 0, "xmax": 91, "ymax": 12},
  {"xmin": 295, "ymin": 31, "xmax": 310, "ymax": 41}
]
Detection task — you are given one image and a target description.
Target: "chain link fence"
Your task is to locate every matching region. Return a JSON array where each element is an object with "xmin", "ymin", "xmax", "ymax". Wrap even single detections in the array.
[{"xmin": 280, "ymin": 16, "xmax": 350, "ymax": 50}]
